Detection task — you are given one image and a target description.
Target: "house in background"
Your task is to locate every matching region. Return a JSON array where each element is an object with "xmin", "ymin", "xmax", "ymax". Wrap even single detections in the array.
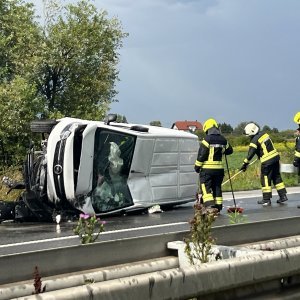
[{"xmin": 171, "ymin": 120, "xmax": 203, "ymax": 133}]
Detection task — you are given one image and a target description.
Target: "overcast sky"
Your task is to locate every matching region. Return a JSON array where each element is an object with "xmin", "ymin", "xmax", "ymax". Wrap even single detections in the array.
[{"xmin": 29, "ymin": 0, "xmax": 300, "ymax": 130}]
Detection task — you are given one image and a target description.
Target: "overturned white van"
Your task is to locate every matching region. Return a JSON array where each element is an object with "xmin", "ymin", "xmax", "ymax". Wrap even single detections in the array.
[{"xmin": 0, "ymin": 115, "xmax": 199, "ymax": 221}]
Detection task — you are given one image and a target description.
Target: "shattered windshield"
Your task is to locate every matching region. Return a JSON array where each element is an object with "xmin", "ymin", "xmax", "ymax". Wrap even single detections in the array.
[{"xmin": 91, "ymin": 129, "xmax": 136, "ymax": 213}]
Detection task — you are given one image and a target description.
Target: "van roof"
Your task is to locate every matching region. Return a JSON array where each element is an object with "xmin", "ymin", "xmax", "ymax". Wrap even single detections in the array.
[{"xmin": 57, "ymin": 117, "xmax": 198, "ymax": 139}]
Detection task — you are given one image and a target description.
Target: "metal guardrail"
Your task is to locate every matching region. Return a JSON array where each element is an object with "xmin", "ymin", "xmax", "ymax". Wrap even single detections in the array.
[{"xmin": 1, "ymin": 216, "xmax": 300, "ymax": 286}]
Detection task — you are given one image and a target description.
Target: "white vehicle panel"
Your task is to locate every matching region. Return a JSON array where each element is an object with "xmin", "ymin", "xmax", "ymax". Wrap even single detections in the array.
[
  {"xmin": 63, "ymin": 130, "xmax": 75, "ymax": 200},
  {"xmin": 76, "ymin": 123, "xmax": 98, "ymax": 196},
  {"xmin": 47, "ymin": 117, "xmax": 199, "ymax": 213},
  {"xmin": 47, "ymin": 118, "xmax": 82, "ymax": 203}
]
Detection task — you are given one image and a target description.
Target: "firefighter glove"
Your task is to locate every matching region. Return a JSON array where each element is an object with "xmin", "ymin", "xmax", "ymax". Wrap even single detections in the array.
[
  {"xmin": 240, "ymin": 162, "xmax": 249, "ymax": 172},
  {"xmin": 194, "ymin": 165, "xmax": 201, "ymax": 173},
  {"xmin": 293, "ymin": 160, "xmax": 299, "ymax": 168}
]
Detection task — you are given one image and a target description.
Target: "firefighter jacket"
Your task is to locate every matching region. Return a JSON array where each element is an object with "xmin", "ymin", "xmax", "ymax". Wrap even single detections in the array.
[
  {"xmin": 243, "ymin": 132, "xmax": 279, "ymax": 166},
  {"xmin": 195, "ymin": 127, "xmax": 233, "ymax": 172},
  {"xmin": 294, "ymin": 136, "xmax": 300, "ymax": 167}
]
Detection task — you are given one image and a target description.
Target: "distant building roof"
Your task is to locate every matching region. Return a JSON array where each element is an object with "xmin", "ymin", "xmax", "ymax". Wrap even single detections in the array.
[{"xmin": 171, "ymin": 121, "xmax": 203, "ymax": 132}]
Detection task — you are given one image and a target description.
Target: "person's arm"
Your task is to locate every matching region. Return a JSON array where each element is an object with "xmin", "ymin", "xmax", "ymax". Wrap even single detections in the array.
[
  {"xmin": 224, "ymin": 142, "xmax": 233, "ymax": 155},
  {"xmin": 293, "ymin": 137, "xmax": 300, "ymax": 167},
  {"xmin": 194, "ymin": 139, "xmax": 209, "ymax": 173},
  {"xmin": 240, "ymin": 141, "xmax": 257, "ymax": 171}
]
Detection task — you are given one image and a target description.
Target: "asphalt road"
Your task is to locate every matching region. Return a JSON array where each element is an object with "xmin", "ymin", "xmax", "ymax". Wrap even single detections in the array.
[{"xmin": 0, "ymin": 187, "xmax": 299, "ymax": 256}]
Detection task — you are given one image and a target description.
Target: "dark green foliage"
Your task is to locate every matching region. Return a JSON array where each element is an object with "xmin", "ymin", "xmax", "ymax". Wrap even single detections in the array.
[
  {"xmin": 149, "ymin": 120, "xmax": 162, "ymax": 127},
  {"xmin": 0, "ymin": 0, "xmax": 127, "ymax": 161},
  {"xmin": 232, "ymin": 121, "xmax": 250, "ymax": 135},
  {"xmin": 226, "ymin": 135, "xmax": 250, "ymax": 146},
  {"xmin": 116, "ymin": 114, "xmax": 128, "ymax": 123},
  {"xmin": 219, "ymin": 122, "xmax": 233, "ymax": 134}
]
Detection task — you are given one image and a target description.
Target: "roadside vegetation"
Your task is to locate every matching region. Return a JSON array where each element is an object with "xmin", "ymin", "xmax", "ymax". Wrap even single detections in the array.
[
  {"xmin": 222, "ymin": 144, "xmax": 298, "ymax": 192},
  {"xmin": 0, "ymin": 0, "xmax": 127, "ymax": 162}
]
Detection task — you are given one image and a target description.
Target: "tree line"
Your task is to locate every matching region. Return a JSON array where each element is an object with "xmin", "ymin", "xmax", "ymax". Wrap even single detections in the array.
[
  {"xmin": 195, "ymin": 122, "xmax": 295, "ymax": 147},
  {"xmin": 147, "ymin": 120, "xmax": 295, "ymax": 147}
]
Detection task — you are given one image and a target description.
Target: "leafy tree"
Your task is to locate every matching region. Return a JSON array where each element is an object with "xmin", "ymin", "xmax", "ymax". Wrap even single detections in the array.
[
  {"xmin": 0, "ymin": 0, "xmax": 42, "ymax": 82},
  {"xmin": 219, "ymin": 122, "xmax": 233, "ymax": 134},
  {"xmin": 0, "ymin": 0, "xmax": 127, "ymax": 161},
  {"xmin": 233, "ymin": 121, "xmax": 250, "ymax": 135},
  {"xmin": 194, "ymin": 129, "xmax": 205, "ymax": 141},
  {"xmin": 0, "ymin": 0, "xmax": 44, "ymax": 160},
  {"xmin": 150, "ymin": 120, "xmax": 162, "ymax": 127},
  {"xmin": 116, "ymin": 114, "xmax": 128, "ymax": 123},
  {"xmin": 36, "ymin": 0, "xmax": 128, "ymax": 120},
  {"xmin": 262, "ymin": 125, "xmax": 272, "ymax": 132}
]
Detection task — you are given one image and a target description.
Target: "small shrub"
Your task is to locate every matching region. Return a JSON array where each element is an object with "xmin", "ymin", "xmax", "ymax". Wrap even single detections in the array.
[
  {"xmin": 228, "ymin": 211, "xmax": 248, "ymax": 224},
  {"xmin": 74, "ymin": 214, "xmax": 105, "ymax": 244},
  {"xmin": 32, "ymin": 266, "xmax": 46, "ymax": 294},
  {"xmin": 184, "ymin": 202, "xmax": 218, "ymax": 264}
]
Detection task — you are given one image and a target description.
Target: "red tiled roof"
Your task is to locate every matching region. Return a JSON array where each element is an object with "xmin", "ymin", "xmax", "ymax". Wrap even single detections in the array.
[{"xmin": 171, "ymin": 121, "xmax": 203, "ymax": 131}]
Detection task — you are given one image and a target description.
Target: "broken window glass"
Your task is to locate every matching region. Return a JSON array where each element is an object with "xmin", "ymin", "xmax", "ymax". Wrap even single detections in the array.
[{"xmin": 91, "ymin": 129, "xmax": 135, "ymax": 213}]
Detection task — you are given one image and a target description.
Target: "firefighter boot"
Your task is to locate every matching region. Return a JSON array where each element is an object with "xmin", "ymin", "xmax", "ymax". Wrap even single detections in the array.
[
  {"xmin": 257, "ymin": 199, "xmax": 271, "ymax": 206},
  {"xmin": 276, "ymin": 194, "xmax": 288, "ymax": 204}
]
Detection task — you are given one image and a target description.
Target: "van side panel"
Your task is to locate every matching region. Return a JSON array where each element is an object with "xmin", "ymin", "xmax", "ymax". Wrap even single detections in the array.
[
  {"xmin": 127, "ymin": 139, "xmax": 155, "ymax": 203},
  {"xmin": 128, "ymin": 136, "xmax": 198, "ymax": 206},
  {"xmin": 150, "ymin": 138, "xmax": 179, "ymax": 202},
  {"xmin": 179, "ymin": 139, "xmax": 199, "ymax": 198}
]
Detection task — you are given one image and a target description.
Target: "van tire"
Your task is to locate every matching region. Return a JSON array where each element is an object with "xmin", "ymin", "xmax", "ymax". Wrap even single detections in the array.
[
  {"xmin": 130, "ymin": 125, "xmax": 149, "ymax": 132},
  {"xmin": 30, "ymin": 120, "xmax": 58, "ymax": 133}
]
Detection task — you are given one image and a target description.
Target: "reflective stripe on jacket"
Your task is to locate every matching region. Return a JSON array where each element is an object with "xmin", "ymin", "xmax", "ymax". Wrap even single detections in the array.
[
  {"xmin": 195, "ymin": 128, "xmax": 233, "ymax": 170},
  {"xmin": 244, "ymin": 132, "xmax": 279, "ymax": 165},
  {"xmin": 295, "ymin": 136, "xmax": 300, "ymax": 164}
]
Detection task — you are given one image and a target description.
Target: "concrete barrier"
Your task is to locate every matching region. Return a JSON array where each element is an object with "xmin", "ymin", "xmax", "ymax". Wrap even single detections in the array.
[
  {"xmin": 167, "ymin": 241, "xmax": 261, "ymax": 267},
  {"xmin": 241, "ymin": 235, "xmax": 300, "ymax": 251},
  {"xmin": 0, "ymin": 257, "xmax": 178, "ymax": 300},
  {"xmin": 10, "ymin": 245, "xmax": 300, "ymax": 300},
  {"xmin": 0, "ymin": 232, "xmax": 185, "ymax": 285}
]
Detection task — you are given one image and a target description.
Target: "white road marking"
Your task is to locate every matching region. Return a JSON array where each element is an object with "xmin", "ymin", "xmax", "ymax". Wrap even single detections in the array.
[{"xmin": 0, "ymin": 222, "xmax": 188, "ymax": 249}]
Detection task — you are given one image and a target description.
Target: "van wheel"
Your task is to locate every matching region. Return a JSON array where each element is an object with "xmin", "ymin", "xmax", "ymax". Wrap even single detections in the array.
[
  {"xmin": 30, "ymin": 120, "xmax": 58, "ymax": 133},
  {"xmin": 130, "ymin": 125, "xmax": 149, "ymax": 132}
]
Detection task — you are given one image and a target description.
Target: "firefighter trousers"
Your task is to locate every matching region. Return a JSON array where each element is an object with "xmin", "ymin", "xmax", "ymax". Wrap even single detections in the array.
[
  {"xmin": 199, "ymin": 169, "xmax": 224, "ymax": 207},
  {"xmin": 261, "ymin": 161, "xmax": 286, "ymax": 200}
]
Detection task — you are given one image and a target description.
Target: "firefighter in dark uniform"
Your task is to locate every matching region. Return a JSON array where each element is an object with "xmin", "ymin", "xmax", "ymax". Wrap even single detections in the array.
[
  {"xmin": 293, "ymin": 112, "xmax": 300, "ymax": 168},
  {"xmin": 240, "ymin": 122, "xmax": 288, "ymax": 206},
  {"xmin": 194, "ymin": 118, "xmax": 233, "ymax": 212},
  {"xmin": 293, "ymin": 112, "xmax": 300, "ymax": 208}
]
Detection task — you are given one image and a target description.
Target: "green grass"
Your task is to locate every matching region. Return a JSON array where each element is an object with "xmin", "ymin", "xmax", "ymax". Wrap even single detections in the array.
[
  {"xmin": 222, "ymin": 150, "xmax": 299, "ymax": 192},
  {"xmin": 0, "ymin": 165, "xmax": 23, "ymax": 201}
]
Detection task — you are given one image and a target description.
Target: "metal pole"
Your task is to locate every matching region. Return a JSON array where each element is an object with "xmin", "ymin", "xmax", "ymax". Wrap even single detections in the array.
[{"xmin": 224, "ymin": 154, "xmax": 237, "ymax": 209}]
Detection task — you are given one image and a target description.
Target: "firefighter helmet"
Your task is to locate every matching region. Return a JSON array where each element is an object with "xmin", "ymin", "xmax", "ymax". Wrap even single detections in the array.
[
  {"xmin": 294, "ymin": 112, "xmax": 300, "ymax": 124},
  {"xmin": 203, "ymin": 118, "xmax": 218, "ymax": 133},
  {"xmin": 244, "ymin": 123, "xmax": 260, "ymax": 136}
]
